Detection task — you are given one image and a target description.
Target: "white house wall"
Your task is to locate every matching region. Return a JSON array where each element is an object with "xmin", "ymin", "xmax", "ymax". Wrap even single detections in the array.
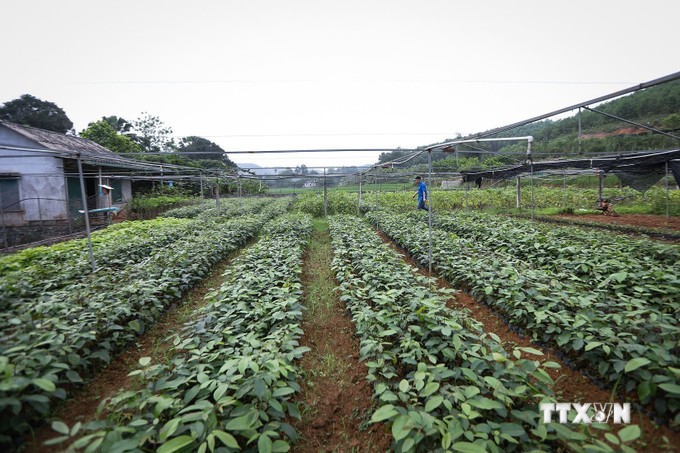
[{"xmin": 0, "ymin": 148, "xmax": 68, "ymax": 222}]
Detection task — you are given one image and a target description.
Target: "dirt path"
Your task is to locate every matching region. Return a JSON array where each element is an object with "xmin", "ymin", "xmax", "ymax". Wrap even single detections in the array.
[
  {"xmin": 556, "ymin": 213, "xmax": 680, "ymax": 231},
  {"xmin": 376, "ymin": 229, "xmax": 680, "ymax": 452},
  {"xmin": 25, "ymin": 243, "xmax": 253, "ymax": 452},
  {"xmin": 293, "ymin": 219, "xmax": 391, "ymax": 452}
]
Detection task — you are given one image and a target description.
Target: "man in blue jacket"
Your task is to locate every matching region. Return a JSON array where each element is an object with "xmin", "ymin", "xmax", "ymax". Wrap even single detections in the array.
[{"xmin": 412, "ymin": 175, "xmax": 429, "ymax": 211}]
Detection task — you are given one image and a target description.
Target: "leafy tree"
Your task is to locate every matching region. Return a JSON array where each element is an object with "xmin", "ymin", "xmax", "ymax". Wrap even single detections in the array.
[
  {"xmin": 102, "ymin": 115, "xmax": 133, "ymax": 133},
  {"xmin": 0, "ymin": 94, "xmax": 73, "ymax": 133},
  {"xmin": 177, "ymin": 136, "xmax": 235, "ymax": 167},
  {"xmin": 130, "ymin": 112, "xmax": 175, "ymax": 152},
  {"xmin": 80, "ymin": 120, "xmax": 141, "ymax": 154}
]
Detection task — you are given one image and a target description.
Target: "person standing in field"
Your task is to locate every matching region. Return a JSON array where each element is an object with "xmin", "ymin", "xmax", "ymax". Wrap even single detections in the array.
[{"xmin": 412, "ymin": 175, "xmax": 429, "ymax": 211}]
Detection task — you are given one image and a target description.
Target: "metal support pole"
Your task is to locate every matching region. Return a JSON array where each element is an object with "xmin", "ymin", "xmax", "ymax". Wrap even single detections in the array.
[
  {"xmin": 374, "ymin": 169, "xmax": 379, "ymax": 229},
  {"xmin": 465, "ymin": 182, "xmax": 469, "ymax": 209},
  {"xmin": 598, "ymin": 170, "xmax": 604, "ymax": 201},
  {"xmin": 516, "ymin": 176, "xmax": 521, "ymax": 209},
  {"xmin": 358, "ymin": 177, "xmax": 362, "ymax": 215},
  {"xmin": 77, "ymin": 155, "xmax": 96, "ymax": 272},
  {"xmin": 98, "ymin": 167, "xmax": 103, "ymax": 198},
  {"xmin": 427, "ymin": 150, "xmax": 433, "ymax": 276},
  {"xmin": 0, "ymin": 188, "xmax": 7, "ymax": 248},
  {"xmin": 37, "ymin": 196, "xmax": 43, "ymax": 235},
  {"xmin": 666, "ymin": 161, "xmax": 670, "ymax": 225},
  {"xmin": 238, "ymin": 177, "xmax": 243, "ymax": 210},
  {"xmin": 530, "ymin": 163, "xmax": 535, "ymax": 221},
  {"xmin": 200, "ymin": 174, "xmax": 204, "ymax": 198},
  {"xmin": 563, "ymin": 171, "xmax": 567, "ymax": 210},
  {"xmin": 215, "ymin": 178, "xmax": 221, "ymax": 215},
  {"xmin": 578, "ymin": 107, "xmax": 583, "ymax": 154},
  {"xmin": 64, "ymin": 175, "xmax": 72, "ymax": 234},
  {"xmin": 323, "ymin": 168, "xmax": 328, "ymax": 217}
]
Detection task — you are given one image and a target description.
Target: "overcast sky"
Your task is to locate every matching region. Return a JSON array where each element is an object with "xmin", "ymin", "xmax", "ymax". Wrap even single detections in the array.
[{"xmin": 2, "ymin": 0, "xmax": 679, "ymax": 169}]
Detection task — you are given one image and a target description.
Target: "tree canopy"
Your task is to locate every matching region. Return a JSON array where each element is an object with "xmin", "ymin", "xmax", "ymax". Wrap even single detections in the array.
[
  {"xmin": 80, "ymin": 120, "xmax": 141, "ymax": 154},
  {"xmin": 130, "ymin": 113, "xmax": 175, "ymax": 153},
  {"xmin": 177, "ymin": 136, "xmax": 234, "ymax": 165},
  {"xmin": 0, "ymin": 94, "xmax": 73, "ymax": 133}
]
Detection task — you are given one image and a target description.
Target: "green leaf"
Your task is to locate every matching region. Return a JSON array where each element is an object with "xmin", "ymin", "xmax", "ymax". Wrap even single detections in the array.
[
  {"xmin": 159, "ymin": 417, "xmax": 182, "ymax": 442},
  {"xmin": 421, "ymin": 382, "xmax": 440, "ymax": 397},
  {"xmin": 271, "ymin": 440, "xmax": 290, "ymax": 452},
  {"xmin": 224, "ymin": 414, "xmax": 256, "ymax": 431},
  {"xmin": 258, "ymin": 434, "xmax": 273, "ymax": 453},
  {"xmin": 611, "ymin": 271, "xmax": 628, "ymax": 283},
  {"xmin": 618, "ymin": 425, "xmax": 641, "ymax": 443},
  {"xmin": 468, "ymin": 396, "xmax": 503, "ymax": 410},
  {"xmin": 371, "ymin": 404, "xmax": 398, "ymax": 423},
  {"xmin": 585, "ymin": 342, "xmax": 603, "ymax": 351},
  {"xmin": 399, "ymin": 379, "xmax": 410, "ymax": 393},
  {"xmin": 624, "ymin": 357, "xmax": 651, "ymax": 373},
  {"xmin": 638, "ymin": 381, "xmax": 654, "ymax": 401},
  {"xmin": 392, "ymin": 415, "xmax": 412, "ymax": 441},
  {"xmin": 272, "ymin": 387, "xmax": 295, "ymax": 397},
  {"xmin": 425, "ymin": 395, "xmax": 444, "ymax": 412},
  {"xmin": 492, "ymin": 352, "xmax": 507, "ymax": 362},
  {"xmin": 604, "ymin": 432, "xmax": 620, "ymax": 445},
  {"xmin": 500, "ymin": 423, "xmax": 525, "ymax": 437},
  {"xmin": 33, "ymin": 378, "xmax": 56, "ymax": 392},
  {"xmin": 214, "ymin": 383, "xmax": 230, "ymax": 401},
  {"xmin": 139, "ymin": 356, "xmax": 151, "ymax": 367},
  {"xmin": 51, "ymin": 421, "xmax": 69, "ymax": 435},
  {"xmin": 658, "ymin": 383, "xmax": 680, "ymax": 395},
  {"xmin": 216, "ymin": 429, "xmax": 241, "ymax": 450},
  {"xmin": 156, "ymin": 435, "xmax": 195, "ymax": 453},
  {"xmin": 129, "ymin": 320, "xmax": 143, "ymax": 333},
  {"xmin": 453, "ymin": 441, "xmax": 482, "ymax": 453},
  {"xmin": 518, "ymin": 347, "xmax": 543, "ymax": 356}
]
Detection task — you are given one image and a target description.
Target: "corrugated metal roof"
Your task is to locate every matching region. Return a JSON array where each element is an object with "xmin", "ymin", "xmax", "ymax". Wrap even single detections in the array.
[
  {"xmin": 0, "ymin": 121, "xmax": 163, "ymax": 171},
  {"xmin": 1, "ymin": 120, "xmax": 114, "ymax": 156}
]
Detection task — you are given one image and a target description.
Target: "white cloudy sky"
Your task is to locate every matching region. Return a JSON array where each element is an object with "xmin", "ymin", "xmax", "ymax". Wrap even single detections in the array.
[{"xmin": 2, "ymin": 0, "xmax": 679, "ymax": 169}]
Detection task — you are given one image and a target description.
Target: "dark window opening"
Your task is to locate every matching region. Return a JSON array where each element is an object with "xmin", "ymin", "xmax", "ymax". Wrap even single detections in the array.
[{"xmin": 0, "ymin": 178, "xmax": 21, "ymax": 211}]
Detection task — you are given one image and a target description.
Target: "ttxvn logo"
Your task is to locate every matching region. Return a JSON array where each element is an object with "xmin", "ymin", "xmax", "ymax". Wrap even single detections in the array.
[{"xmin": 540, "ymin": 403, "xmax": 630, "ymax": 424}]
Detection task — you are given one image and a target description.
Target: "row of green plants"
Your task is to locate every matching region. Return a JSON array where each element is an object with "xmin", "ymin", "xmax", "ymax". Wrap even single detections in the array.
[
  {"xmin": 193, "ymin": 198, "xmax": 279, "ymax": 221},
  {"xmin": 50, "ymin": 214, "xmax": 313, "ymax": 452},
  {"xmin": 293, "ymin": 192, "xmax": 359, "ymax": 217},
  {"xmin": 127, "ymin": 194, "xmax": 201, "ymax": 219},
  {"xmin": 367, "ymin": 211, "xmax": 680, "ymax": 429},
  {"xmin": 428, "ymin": 211, "xmax": 680, "ymax": 313},
  {"xmin": 0, "ymin": 201, "xmax": 292, "ymax": 448},
  {"xmin": 328, "ymin": 215, "xmax": 638, "ymax": 452},
  {"xmin": 1, "ymin": 198, "xmax": 292, "ymax": 313},
  {"xmin": 160, "ymin": 199, "xmax": 217, "ymax": 218},
  {"xmin": 0, "ymin": 217, "xmax": 193, "ymax": 311},
  {"xmin": 360, "ymin": 186, "xmax": 678, "ymax": 215},
  {"xmin": 292, "ymin": 186, "xmax": 679, "ymax": 217},
  {"xmin": 160, "ymin": 197, "xmax": 282, "ymax": 220}
]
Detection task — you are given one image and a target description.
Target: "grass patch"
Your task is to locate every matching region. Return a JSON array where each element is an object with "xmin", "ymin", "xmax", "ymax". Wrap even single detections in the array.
[{"xmin": 302, "ymin": 219, "xmax": 337, "ymax": 319}]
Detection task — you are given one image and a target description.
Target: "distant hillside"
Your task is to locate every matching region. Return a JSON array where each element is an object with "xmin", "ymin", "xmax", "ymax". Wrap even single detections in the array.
[
  {"xmin": 235, "ymin": 163, "xmax": 279, "ymax": 175},
  {"xmin": 491, "ymin": 78, "xmax": 680, "ymax": 156},
  {"xmin": 379, "ymin": 78, "xmax": 680, "ymax": 171}
]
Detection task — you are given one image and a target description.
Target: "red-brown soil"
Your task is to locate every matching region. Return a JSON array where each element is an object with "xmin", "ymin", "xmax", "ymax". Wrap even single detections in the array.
[
  {"xmin": 377, "ymin": 229, "xmax": 680, "ymax": 452},
  {"xmin": 581, "ymin": 127, "xmax": 649, "ymax": 139},
  {"xmin": 556, "ymin": 213, "xmax": 680, "ymax": 231},
  {"xmin": 293, "ymin": 225, "xmax": 391, "ymax": 452}
]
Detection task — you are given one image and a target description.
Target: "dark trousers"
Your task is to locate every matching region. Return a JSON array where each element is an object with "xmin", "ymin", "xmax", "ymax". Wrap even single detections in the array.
[{"xmin": 418, "ymin": 200, "xmax": 429, "ymax": 211}]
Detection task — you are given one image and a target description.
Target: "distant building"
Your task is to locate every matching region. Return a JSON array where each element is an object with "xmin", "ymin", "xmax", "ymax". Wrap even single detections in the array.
[{"xmin": 440, "ymin": 178, "xmax": 464, "ymax": 189}]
